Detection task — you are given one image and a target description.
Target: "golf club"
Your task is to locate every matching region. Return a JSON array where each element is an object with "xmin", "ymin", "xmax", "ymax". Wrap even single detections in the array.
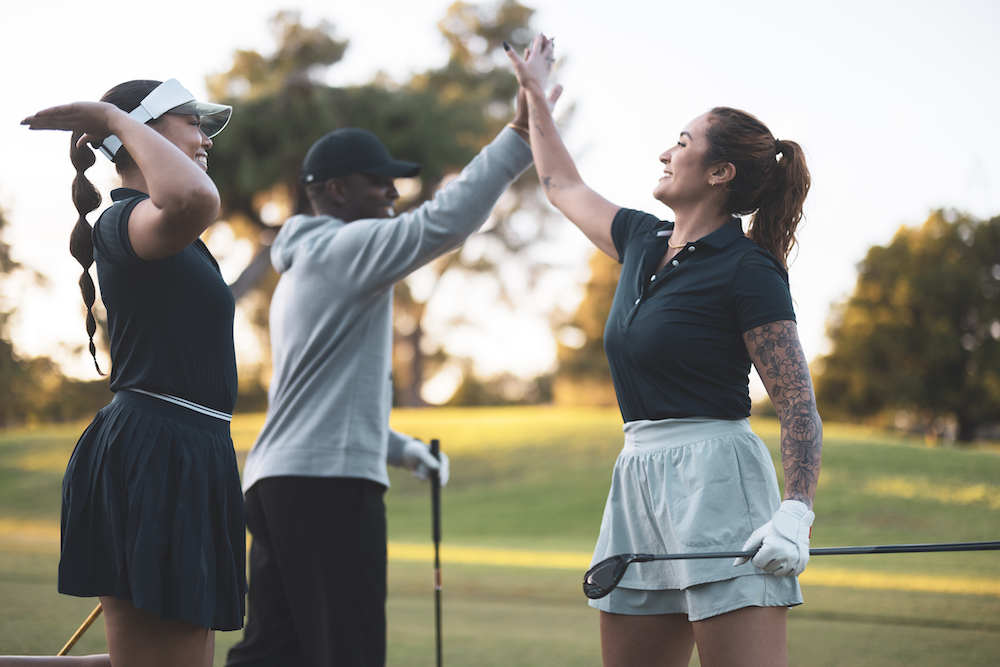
[
  {"xmin": 583, "ymin": 540, "xmax": 1000, "ymax": 599},
  {"xmin": 430, "ymin": 438, "xmax": 443, "ymax": 667},
  {"xmin": 58, "ymin": 603, "xmax": 103, "ymax": 655}
]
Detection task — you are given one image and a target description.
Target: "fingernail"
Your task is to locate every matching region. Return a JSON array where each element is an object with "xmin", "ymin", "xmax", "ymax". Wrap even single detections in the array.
[{"xmin": 502, "ymin": 41, "xmax": 511, "ymax": 51}]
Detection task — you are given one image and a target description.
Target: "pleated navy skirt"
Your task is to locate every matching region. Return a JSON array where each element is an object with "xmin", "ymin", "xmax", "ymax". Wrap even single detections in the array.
[{"xmin": 58, "ymin": 390, "xmax": 247, "ymax": 630}]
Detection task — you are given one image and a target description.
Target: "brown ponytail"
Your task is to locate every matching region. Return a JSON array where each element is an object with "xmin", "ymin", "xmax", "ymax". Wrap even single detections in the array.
[
  {"xmin": 704, "ymin": 107, "xmax": 810, "ymax": 268},
  {"xmin": 67, "ymin": 80, "xmax": 161, "ymax": 374}
]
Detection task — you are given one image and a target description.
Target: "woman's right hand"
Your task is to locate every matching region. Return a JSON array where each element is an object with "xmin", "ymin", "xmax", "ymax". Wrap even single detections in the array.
[{"xmin": 504, "ymin": 33, "xmax": 555, "ymax": 95}]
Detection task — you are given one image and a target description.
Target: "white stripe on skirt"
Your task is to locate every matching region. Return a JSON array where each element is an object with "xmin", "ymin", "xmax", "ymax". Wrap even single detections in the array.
[{"xmin": 127, "ymin": 388, "xmax": 233, "ymax": 422}]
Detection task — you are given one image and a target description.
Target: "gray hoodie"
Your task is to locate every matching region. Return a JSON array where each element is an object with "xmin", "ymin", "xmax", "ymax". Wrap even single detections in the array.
[{"xmin": 241, "ymin": 128, "xmax": 532, "ymax": 491}]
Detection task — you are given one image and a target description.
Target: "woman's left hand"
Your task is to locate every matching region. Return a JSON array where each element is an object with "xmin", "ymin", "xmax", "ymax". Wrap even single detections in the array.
[
  {"xmin": 740, "ymin": 320, "xmax": 822, "ymax": 576},
  {"xmin": 21, "ymin": 101, "xmax": 126, "ymax": 149},
  {"xmin": 734, "ymin": 499, "xmax": 814, "ymax": 576}
]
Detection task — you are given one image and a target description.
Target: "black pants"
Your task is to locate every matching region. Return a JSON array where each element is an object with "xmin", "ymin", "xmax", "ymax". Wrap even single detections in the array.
[{"xmin": 226, "ymin": 476, "xmax": 388, "ymax": 667}]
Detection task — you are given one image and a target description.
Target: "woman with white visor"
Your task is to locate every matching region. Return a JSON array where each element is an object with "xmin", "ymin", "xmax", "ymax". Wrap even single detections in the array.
[
  {"xmin": 10, "ymin": 79, "xmax": 243, "ymax": 666},
  {"xmin": 507, "ymin": 36, "xmax": 822, "ymax": 667}
]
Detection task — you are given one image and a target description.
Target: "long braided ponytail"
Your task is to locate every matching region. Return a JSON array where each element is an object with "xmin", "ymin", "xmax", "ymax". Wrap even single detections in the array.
[
  {"xmin": 67, "ymin": 80, "xmax": 160, "ymax": 374},
  {"xmin": 69, "ymin": 131, "xmax": 104, "ymax": 374}
]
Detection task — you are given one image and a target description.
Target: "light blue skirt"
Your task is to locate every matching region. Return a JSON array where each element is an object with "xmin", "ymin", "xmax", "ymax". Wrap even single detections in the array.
[{"xmin": 588, "ymin": 417, "xmax": 802, "ymax": 616}]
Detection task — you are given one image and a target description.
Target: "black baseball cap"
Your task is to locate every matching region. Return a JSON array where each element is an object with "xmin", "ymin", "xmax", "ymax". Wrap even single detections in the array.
[{"xmin": 300, "ymin": 128, "xmax": 421, "ymax": 185}]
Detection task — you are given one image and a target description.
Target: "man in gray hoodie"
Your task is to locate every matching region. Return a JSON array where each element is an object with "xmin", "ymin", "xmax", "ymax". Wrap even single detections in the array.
[{"xmin": 227, "ymin": 62, "xmax": 560, "ymax": 664}]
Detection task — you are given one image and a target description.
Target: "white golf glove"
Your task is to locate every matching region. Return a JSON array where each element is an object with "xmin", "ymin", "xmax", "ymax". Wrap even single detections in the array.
[
  {"xmin": 401, "ymin": 440, "xmax": 450, "ymax": 486},
  {"xmin": 734, "ymin": 500, "xmax": 814, "ymax": 576}
]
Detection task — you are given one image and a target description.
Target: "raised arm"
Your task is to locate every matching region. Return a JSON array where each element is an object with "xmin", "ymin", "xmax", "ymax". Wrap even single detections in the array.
[
  {"xmin": 23, "ymin": 101, "xmax": 220, "ymax": 260},
  {"xmin": 743, "ymin": 320, "xmax": 822, "ymax": 507},
  {"xmin": 504, "ymin": 35, "xmax": 620, "ymax": 260}
]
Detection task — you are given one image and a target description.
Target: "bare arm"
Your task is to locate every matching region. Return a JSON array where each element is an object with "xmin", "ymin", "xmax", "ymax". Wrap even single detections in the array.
[
  {"xmin": 743, "ymin": 320, "xmax": 822, "ymax": 508},
  {"xmin": 107, "ymin": 113, "xmax": 220, "ymax": 260},
  {"xmin": 505, "ymin": 35, "xmax": 620, "ymax": 260},
  {"xmin": 23, "ymin": 101, "xmax": 220, "ymax": 260}
]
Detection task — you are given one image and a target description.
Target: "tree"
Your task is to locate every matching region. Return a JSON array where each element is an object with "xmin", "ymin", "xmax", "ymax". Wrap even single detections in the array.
[
  {"xmin": 552, "ymin": 250, "xmax": 620, "ymax": 407},
  {"xmin": 206, "ymin": 3, "xmax": 559, "ymax": 406},
  {"xmin": 0, "ymin": 200, "xmax": 30, "ymax": 426},
  {"xmin": 815, "ymin": 210, "xmax": 1000, "ymax": 442},
  {"xmin": 0, "ymin": 199, "xmax": 52, "ymax": 426},
  {"xmin": 0, "ymin": 198, "xmax": 113, "ymax": 426}
]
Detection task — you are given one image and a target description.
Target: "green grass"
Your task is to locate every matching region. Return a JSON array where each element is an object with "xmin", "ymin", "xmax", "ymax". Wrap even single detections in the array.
[{"xmin": 2, "ymin": 407, "xmax": 999, "ymax": 665}]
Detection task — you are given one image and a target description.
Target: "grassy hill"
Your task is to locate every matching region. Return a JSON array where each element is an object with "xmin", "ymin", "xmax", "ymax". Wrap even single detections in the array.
[{"xmin": 1, "ymin": 407, "xmax": 998, "ymax": 665}]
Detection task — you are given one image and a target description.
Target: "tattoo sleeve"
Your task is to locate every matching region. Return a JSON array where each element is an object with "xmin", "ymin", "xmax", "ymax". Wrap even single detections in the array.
[{"xmin": 743, "ymin": 320, "xmax": 823, "ymax": 507}]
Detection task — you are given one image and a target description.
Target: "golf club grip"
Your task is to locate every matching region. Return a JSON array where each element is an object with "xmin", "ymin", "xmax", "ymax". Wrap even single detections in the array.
[{"xmin": 430, "ymin": 439, "xmax": 441, "ymax": 545}]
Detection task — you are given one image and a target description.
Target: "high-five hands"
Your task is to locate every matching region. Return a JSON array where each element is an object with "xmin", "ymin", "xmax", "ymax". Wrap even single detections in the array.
[{"xmin": 504, "ymin": 34, "xmax": 563, "ymax": 113}]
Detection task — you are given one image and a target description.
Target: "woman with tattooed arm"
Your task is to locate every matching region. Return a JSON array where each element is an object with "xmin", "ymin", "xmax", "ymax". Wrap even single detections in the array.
[{"xmin": 506, "ymin": 35, "xmax": 822, "ymax": 667}]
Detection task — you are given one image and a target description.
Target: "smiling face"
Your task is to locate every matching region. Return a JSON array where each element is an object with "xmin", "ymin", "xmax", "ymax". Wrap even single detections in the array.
[
  {"xmin": 652, "ymin": 112, "xmax": 718, "ymax": 208},
  {"xmin": 150, "ymin": 112, "xmax": 212, "ymax": 170},
  {"xmin": 334, "ymin": 173, "xmax": 400, "ymax": 221}
]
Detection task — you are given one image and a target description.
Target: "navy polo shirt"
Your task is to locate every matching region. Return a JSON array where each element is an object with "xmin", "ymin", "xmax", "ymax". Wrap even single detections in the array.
[
  {"xmin": 93, "ymin": 188, "xmax": 237, "ymax": 413},
  {"xmin": 604, "ymin": 208, "xmax": 795, "ymax": 423}
]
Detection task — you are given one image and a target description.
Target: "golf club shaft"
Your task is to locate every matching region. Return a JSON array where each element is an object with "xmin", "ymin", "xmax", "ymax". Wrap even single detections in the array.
[
  {"xmin": 430, "ymin": 439, "xmax": 443, "ymax": 667},
  {"xmin": 58, "ymin": 603, "xmax": 103, "ymax": 656},
  {"xmin": 811, "ymin": 540, "xmax": 1000, "ymax": 555},
  {"xmin": 639, "ymin": 540, "xmax": 1000, "ymax": 562}
]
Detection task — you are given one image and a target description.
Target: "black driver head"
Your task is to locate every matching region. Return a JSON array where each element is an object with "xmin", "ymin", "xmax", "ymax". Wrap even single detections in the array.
[{"xmin": 583, "ymin": 554, "xmax": 635, "ymax": 599}]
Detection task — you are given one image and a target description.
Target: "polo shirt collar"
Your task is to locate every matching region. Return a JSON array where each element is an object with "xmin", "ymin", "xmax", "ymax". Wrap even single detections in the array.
[
  {"xmin": 699, "ymin": 217, "xmax": 745, "ymax": 249},
  {"xmin": 654, "ymin": 216, "xmax": 744, "ymax": 250},
  {"xmin": 111, "ymin": 187, "xmax": 148, "ymax": 202}
]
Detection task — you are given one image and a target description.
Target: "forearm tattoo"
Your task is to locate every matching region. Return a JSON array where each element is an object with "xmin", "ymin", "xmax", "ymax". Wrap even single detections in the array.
[
  {"xmin": 529, "ymin": 107, "xmax": 546, "ymax": 137},
  {"xmin": 744, "ymin": 321, "xmax": 823, "ymax": 506}
]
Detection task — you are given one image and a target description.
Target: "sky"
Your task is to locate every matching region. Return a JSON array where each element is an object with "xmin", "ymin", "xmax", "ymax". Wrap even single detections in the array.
[{"xmin": 2, "ymin": 0, "xmax": 999, "ymax": 395}]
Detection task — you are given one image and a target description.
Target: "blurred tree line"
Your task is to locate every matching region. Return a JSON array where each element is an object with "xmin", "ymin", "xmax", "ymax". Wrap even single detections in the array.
[
  {"xmin": 0, "ymin": 1, "xmax": 565, "ymax": 424},
  {"xmin": 1, "ymin": 8, "xmax": 998, "ymax": 442},
  {"xmin": 0, "ymin": 203, "xmax": 111, "ymax": 427},
  {"xmin": 205, "ymin": 2, "xmax": 561, "ymax": 409},
  {"xmin": 814, "ymin": 210, "xmax": 1000, "ymax": 442}
]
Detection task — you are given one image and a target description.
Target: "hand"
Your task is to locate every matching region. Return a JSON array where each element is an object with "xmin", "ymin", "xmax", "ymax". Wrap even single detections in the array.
[
  {"xmin": 734, "ymin": 500, "xmax": 814, "ymax": 576},
  {"xmin": 21, "ymin": 101, "xmax": 126, "ymax": 150},
  {"xmin": 506, "ymin": 35, "xmax": 563, "ymax": 132},
  {"xmin": 504, "ymin": 33, "xmax": 555, "ymax": 94},
  {"xmin": 401, "ymin": 440, "xmax": 450, "ymax": 486},
  {"xmin": 510, "ymin": 84, "xmax": 563, "ymax": 131}
]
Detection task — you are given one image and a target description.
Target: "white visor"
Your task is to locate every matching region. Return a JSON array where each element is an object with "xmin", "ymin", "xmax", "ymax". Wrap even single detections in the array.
[{"xmin": 98, "ymin": 79, "xmax": 232, "ymax": 162}]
